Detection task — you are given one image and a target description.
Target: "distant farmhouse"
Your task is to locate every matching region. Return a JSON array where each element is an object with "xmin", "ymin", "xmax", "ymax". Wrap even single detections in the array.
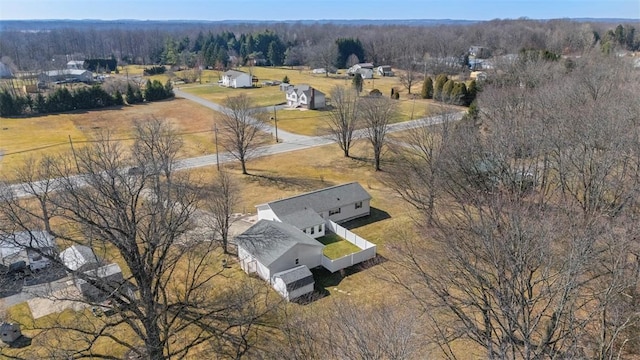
[
  {"xmin": 221, "ymin": 70, "xmax": 252, "ymax": 88},
  {"xmin": 236, "ymin": 182, "xmax": 377, "ymax": 301},
  {"xmin": 347, "ymin": 63, "xmax": 375, "ymax": 79},
  {"xmin": 39, "ymin": 69, "xmax": 93, "ymax": 84},
  {"xmin": 285, "ymin": 84, "xmax": 326, "ymax": 110},
  {"xmin": 66, "ymin": 60, "xmax": 85, "ymax": 70}
]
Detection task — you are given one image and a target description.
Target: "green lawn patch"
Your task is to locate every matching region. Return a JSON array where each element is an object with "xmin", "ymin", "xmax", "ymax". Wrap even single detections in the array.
[{"xmin": 316, "ymin": 232, "xmax": 361, "ymax": 259}]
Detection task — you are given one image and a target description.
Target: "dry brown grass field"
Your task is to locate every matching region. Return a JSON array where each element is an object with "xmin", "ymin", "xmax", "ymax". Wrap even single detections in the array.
[{"xmin": 0, "ymin": 75, "xmax": 476, "ymax": 358}]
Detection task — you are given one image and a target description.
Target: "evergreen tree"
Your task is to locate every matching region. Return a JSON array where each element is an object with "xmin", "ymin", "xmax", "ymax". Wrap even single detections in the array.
[
  {"xmin": 421, "ymin": 77, "xmax": 433, "ymax": 99},
  {"xmin": 126, "ymin": 83, "xmax": 140, "ymax": 104},
  {"xmin": 433, "ymin": 74, "xmax": 448, "ymax": 101},
  {"xmin": 34, "ymin": 92, "xmax": 47, "ymax": 113},
  {"xmin": 442, "ymin": 79, "xmax": 455, "ymax": 103},
  {"xmin": 466, "ymin": 80, "xmax": 478, "ymax": 106},
  {"xmin": 335, "ymin": 38, "xmax": 365, "ymax": 68},
  {"xmin": 282, "ymin": 75, "xmax": 290, "ymax": 84},
  {"xmin": 352, "ymin": 74, "xmax": 363, "ymax": 94},
  {"xmin": 113, "ymin": 90, "xmax": 124, "ymax": 106}
]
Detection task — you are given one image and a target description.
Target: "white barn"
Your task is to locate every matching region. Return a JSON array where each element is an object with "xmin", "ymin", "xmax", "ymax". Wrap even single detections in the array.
[{"xmin": 221, "ymin": 70, "xmax": 252, "ymax": 88}]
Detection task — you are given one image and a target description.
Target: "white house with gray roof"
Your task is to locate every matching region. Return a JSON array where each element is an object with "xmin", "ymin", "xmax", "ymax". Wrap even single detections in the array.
[
  {"xmin": 221, "ymin": 70, "xmax": 252, "ymax": 88},
  {"xmin": 0, "ymin": 231, "xmax": 56, "ymax": 271},
  {"xmin": 236, "ymin": 220, "xmax": 324, "ymax": 282},
  {"xmin": 237, "ymin": 183, "xmax": 374, "ymax": 300}
]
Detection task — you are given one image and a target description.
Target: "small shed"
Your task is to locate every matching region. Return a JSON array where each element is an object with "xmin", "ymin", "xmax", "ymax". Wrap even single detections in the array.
[
  {"xmin": 0, "ymin": 323, "xmax": 22, "ymax": 343},
  {"xmin": 271, "ymin": 265, "xmax": 315, "ymax": 301}
]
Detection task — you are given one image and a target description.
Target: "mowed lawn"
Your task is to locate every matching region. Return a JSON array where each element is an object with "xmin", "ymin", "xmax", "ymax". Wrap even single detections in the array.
[{"xmin": 317, "ymin": 232, "xmax": 362, "ymax": 259}]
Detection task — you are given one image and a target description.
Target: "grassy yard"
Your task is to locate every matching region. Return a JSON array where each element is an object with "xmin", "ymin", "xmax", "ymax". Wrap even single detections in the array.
[{"xmin": 316, "ymin": 232, "xmax": 362, "ymax": 259}]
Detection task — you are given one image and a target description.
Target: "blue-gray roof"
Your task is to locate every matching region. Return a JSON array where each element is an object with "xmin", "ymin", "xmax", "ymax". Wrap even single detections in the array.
[
  {"xmin": 272, "ymin": 265, "xmax": 314, "ymax": 291},
  {"xmin": 235, "ymin": 220, "xmax": 323, "ymax": 267},
  {"xmin": 267, "ymin": 182, "xmax": 370, "ymax": 222}
]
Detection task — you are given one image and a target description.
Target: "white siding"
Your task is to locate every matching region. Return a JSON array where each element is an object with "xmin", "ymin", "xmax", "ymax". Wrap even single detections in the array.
[
  {"xmin": 327, "ymin": 199, "xmax": 370, "ymax": 223},
  {"xmin": 272, "ymin": 277, "xmax": 314, "ymax": 301},
  {"xmin": 268, "ymin": 244, "xmax": 322, "ymax": 275},
  {"xmin": 303, "ymin": 224, "xmax": 325, "ymax": 239}
]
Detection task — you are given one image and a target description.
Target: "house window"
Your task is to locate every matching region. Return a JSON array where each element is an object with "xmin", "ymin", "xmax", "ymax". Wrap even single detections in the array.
[
  {"xmin": 329, "ymin": 208, "xmax": 341, "ymax": 216},
  {"xmin": 355, "ymin": 201, "xmax": 363, "ymax": 209},
  {"xmin": 319, "ymin": 224, "xmax": 323, "ymax": 232},
  {"xmin": 295, "ymin": 258, "xmax": 299, "ymax": 265},
  {"xmin": 310, "ymin": 227, "xmax": 315, "ymax": 235}
]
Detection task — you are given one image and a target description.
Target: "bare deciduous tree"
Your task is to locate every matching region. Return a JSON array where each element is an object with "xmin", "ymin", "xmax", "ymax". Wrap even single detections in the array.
[
  {"xmin": 326, "ymin": 86, "xmax": 359, "ymax": 158},
  {"xmin": 218, "ymin": 94, "xmax": 267, "ymax": 175},
  {"xmin": 204, "ymin": 169, "xmax": 238, "ymax": 254},
  {"xmin": 359, "ymin": 96, "xmax": 397, "ymax": 171},
  {"xmin": 0, "ymin": 119, "xmax": 275, "ymax": 359}
]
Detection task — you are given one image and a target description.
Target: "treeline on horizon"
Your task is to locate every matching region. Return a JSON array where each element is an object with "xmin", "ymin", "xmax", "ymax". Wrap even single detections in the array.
[{"xmin": 0, "ymin": 19, "xmax": 638, "ymax": 72}]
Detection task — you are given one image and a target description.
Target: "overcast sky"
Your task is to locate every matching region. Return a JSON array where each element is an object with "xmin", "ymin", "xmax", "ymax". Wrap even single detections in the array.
[{"xmin": 1, "ymin": 0, "xmax": 639, "ymax": 21}]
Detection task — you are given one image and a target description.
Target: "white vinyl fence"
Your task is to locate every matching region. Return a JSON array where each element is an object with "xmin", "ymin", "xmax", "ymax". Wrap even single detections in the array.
[{"xmin": 321, "ymin": 221, "xmax": 377, "ymax": 273}]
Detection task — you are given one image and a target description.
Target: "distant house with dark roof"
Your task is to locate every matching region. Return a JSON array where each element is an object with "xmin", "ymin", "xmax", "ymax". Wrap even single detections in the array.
[
  {"xmin": 221, "ymin": 70, "xmax": 252, "ymax": 88},
  {"xmin": 237, "ymin": 183, "xmax": 374, "ymax": 300},
  {"xmin": 285, "ymin": 84, "xmax": 326, "ymax": 110},
  {"xmin": 75, "ymin": 263, "xmax": 126, "ymax": 302}
]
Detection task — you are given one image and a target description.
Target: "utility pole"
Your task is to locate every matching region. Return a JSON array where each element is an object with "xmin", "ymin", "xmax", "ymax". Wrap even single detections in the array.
[
  {"xmin": 214, "ymin": 124, "xmax": 220, "ymax": 170},
  {"xmin": 273, "ymin": 106, "xmax": 279, "ymax": 143}
]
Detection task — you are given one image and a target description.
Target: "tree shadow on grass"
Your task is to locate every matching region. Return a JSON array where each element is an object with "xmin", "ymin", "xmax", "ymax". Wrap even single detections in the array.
[
  {"xmin": 341, "ymin": 207, "xmax": 391, "ymax": 230},
  {"xmin": 299, "ymin": 254, "xmax": 388, "ymax": 304},
  {"xmin": 246, "ymin": 173, "xmax": 331, "ymax": 193}
]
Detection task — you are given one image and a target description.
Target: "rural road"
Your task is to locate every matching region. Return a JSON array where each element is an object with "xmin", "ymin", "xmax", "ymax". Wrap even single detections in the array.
[{"xmin": 7, "ymin": 90, "xmax": 464, "ymax": 197}]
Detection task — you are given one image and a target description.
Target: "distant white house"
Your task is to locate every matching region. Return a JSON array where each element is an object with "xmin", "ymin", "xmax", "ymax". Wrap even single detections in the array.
[
  {"xmin": 66, "ymin": 60, "xmax": 85, "ymax": 70},
  {"xmin": 237, "ymin": 182, "xmax": 374, "ymax": 300},
  {"xmin": 59, "ymin": 245, "xmax": 101, "ymax": 272},
  {"xmin": 0, "ymin": 231, "xmax": 55, "ymax": 271},
  {"xmin": 221, "ymin": 70, "xmax": 252, "ymax": 88},
  {"xmin": 39, "ymin": 69, "xmax": 93, "ymax": 83},
  {"xmin": 311, "ymin": 68, "xmax": 327, "ymax": 74},
  {"xmin": 285, "ymin": 84, "xmax": 326, "ymax": 110},
  {"xmin": 376, "ymin": 65, "xmax": 393, "ymax": 77}
]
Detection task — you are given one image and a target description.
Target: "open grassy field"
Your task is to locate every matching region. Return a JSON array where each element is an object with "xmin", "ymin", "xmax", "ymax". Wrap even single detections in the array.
[{"xmin": 0, "ymin": 98, "xmax": 233, "ymax": 181}]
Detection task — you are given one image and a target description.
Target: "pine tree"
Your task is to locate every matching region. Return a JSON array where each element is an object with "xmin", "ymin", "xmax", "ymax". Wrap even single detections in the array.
[
  {"xmin": 421, "ymin": 77, "xmax": 433, "ymax": 99},
  {"xmin": 352, "ymin": 74, "xmax": 363, "ymax": 94},
  {"xmin": 113, "ymin": 90, "xmax": 124, "ymax": 106},
  {"xmin": 442, "ymin": 79, "xmax": 454, "ymax": 103},
  {"xmin": 433, "ymin": 74, "xmax": 448, "ymax": 101}
]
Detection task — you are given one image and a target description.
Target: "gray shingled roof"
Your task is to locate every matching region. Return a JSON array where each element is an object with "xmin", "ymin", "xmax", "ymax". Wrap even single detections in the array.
[
  {"xmin": 235, "ymin": 220, "xmax": 323, "ymax": 267},
  {"xmin": 279, "ymin": 208, "xmax": 324, "ymax": 230},
  {"xmin": 267, "ymin": 182, "xmax": 371, "ymax": 221},
  {"xmin": 286, "ymin": 84, "xmax": 325, "ymax": 99},
  {"xmin": 272, "ymin": 265, "xmax": 314, "ymax": 291}
]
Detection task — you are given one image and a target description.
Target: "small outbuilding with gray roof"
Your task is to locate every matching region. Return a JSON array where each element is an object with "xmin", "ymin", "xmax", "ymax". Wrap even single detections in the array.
[{"xmin": 271, "ymin": 265, "xmax": 315, "ymax": 300}]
